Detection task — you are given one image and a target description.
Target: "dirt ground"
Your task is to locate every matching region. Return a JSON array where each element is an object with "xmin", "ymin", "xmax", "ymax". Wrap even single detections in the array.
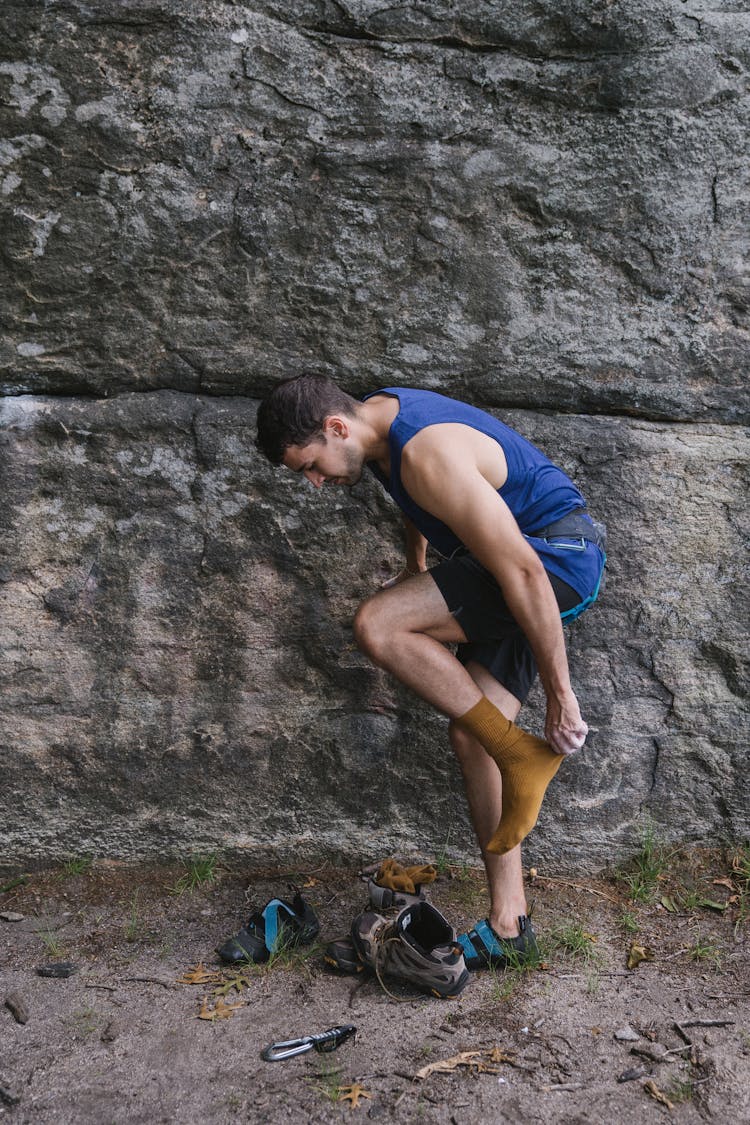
[{"xmin": 2, "ymin": 848, "xmax": 749, "ymax": 1124}]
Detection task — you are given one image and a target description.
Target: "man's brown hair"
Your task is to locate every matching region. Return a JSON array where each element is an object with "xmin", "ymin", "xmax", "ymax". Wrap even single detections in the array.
[{"xmin": 256, "ymin": 373, "xmax": 359, "ymax": 465}]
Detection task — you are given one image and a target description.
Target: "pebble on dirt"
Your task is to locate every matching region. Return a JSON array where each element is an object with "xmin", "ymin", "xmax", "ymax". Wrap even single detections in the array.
[
  {"xmin": 614, "ymin": 1026, "xmax": 640, "ymax": 1041},
  {"xmin": 0, "ymin": 911, "xmax": 25, "ymax": 922}
]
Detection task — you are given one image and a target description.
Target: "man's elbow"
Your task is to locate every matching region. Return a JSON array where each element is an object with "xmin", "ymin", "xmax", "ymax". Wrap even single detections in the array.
[{"xmin": 502, "ymin": 554, "xmax": 549, "ymax": 595}]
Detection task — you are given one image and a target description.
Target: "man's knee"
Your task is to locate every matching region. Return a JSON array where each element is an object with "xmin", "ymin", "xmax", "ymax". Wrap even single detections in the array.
[{"xmin": 352, "ymin": 595, "xmax": 390, "ymax": 661}]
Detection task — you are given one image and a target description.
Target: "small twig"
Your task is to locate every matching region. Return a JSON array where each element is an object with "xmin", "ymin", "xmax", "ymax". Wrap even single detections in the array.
[
  {"xmin": 504, "ymin": 1058, "xmax": 540, "ymax": 1072},
  {"xmin": 631, "ymin": 1044, "xmax": 690, "ymax": 1063},
  {"xmin": 547, "ymin": 1033, "xmax": 575, "ymax": 1052},
  {"xmin": 673, "ymin": 1022, "xmax": 692, "ymax": 1045},
  {"xmin": 552, "ymin": 971, "xmax": 631, "ymax": 979},
  {"xmin": 681, "ymin": 1018, "xmax": 735, "ymax": 1028},
  {"xmin": 83, "ymin": 982, "xmax": 118, "ymax": 992},
  {"xmin": 532, "ymin": 877, "xmax": 618, "ymax": 903},
  {"xmin": 542, "ymin": 1082, "xmax": 584, "ymax": 1091},
  {"xmin": 122, "ymin": 976, "xmax": 175, "ymax": 989}
]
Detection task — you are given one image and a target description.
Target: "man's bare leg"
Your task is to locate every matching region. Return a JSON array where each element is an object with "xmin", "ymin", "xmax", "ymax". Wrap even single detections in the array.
[
  {"xmin": 449, "ymin": 661, "xmax": 527, "ymax": 938},
  {"xmin": 354, "ymin": 572, "xmax": 564, "ymax": 856},
  {"xmin": 353, "ymin": 574, "xmax": 487, "ymax": 715}
]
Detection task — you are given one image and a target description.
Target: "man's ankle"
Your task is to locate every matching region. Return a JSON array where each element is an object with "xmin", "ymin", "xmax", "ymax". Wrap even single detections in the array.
[{"xmin": 488, "ymin": 910, "xmax": 526, "ymax": 939}]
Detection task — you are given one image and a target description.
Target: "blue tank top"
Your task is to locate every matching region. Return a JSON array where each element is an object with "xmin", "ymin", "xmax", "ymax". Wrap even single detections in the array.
[{"xmin": 364, "ymin": 387, "xmax": 601, "ymax": 598}]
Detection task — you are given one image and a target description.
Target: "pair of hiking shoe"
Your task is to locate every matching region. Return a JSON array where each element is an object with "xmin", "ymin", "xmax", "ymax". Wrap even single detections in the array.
[{"xmin": 325, "ymin": 872, "xmax": 538, "ymax": 998}]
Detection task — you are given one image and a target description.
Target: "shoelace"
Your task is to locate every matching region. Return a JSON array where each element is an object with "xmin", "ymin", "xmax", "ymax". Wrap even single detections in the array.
[{"xmin": 371, "ymin": 923, "xmax": 412, "ymax": 1003}]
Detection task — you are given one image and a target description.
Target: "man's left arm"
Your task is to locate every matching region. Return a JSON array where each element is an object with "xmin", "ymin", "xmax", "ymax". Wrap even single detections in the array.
[{"xmin": 402, "ymin": 447, "xmax": 587, "ymax": 755}]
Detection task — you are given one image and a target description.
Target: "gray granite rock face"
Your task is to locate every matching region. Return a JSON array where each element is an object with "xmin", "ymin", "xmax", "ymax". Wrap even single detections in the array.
[
  {"xmin": 0, "ymin": 1, "xmax": 748, "ymax": 868},
  {"xmin": 1, "ymin": 1, "xmax": 748, "ymax": 418}
]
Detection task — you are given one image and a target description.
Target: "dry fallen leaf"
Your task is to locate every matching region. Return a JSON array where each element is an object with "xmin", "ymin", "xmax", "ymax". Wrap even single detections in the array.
[
  {"xmin": 176, "ymin": 963, "xmax": 224, "ymax": 986},
  {"xmin": 212, "ymin": 970, "xmax": 254, "ymax": 997},
  {"xmin": 627, "ymin": 941, "xmax": 655, "ymax": 970},
  {"xmin": 338, "ymin": 1083, "xmax": 372, "ymax": 1109},
  {"xmin": 415, "ymin": 1048, "xmax": 514, "ymax": 1080},
  {"xmin": 196, "ymin": 995, "xmax": 244, "ymax": 1022},
  {"xmin": 643, "ymin": 1078, "xmax": 675, "ymax": 1110},
  {"xmin": 712, "ymin": 877, "xmax": 735, "ymax": 890},
  {"xmin": 302, "ymin": 877, "xmax": 319, "ymax": 888},
  {"xmin": 486, "ymin": 1047, "xmax": 516, "ymax": 1065}
]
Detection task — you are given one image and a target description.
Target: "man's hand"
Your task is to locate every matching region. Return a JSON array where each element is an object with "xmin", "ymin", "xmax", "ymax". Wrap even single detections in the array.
[{"xmin": 545, "ymin": 692, "xmax": 588, "ymax": 756}]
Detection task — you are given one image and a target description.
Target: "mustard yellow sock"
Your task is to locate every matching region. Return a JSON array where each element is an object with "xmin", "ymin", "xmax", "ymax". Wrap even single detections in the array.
[{"xmin": 456, "ymin": 696, "xmax": 563, "ymax": 855}]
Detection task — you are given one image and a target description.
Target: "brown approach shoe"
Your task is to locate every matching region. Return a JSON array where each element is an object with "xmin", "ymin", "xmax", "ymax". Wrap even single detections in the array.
[{"xmin": 351, "ymin": 901, "xmax": 470, "ymax": 999}]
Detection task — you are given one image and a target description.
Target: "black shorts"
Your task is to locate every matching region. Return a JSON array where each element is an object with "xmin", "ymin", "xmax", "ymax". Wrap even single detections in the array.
[{"xmin": 429, "ymin": 552, "xmax": 581, "ymax": 704}]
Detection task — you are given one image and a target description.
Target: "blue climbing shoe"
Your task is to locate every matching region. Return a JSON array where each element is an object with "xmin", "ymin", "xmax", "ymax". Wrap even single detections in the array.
[
  {"xmin": 217, "ymin": 892, "xmax": 319, "ymax": 965},
  {"xmin": 458, "ymin": 915, "xmax": 538, "ymax": 971}
]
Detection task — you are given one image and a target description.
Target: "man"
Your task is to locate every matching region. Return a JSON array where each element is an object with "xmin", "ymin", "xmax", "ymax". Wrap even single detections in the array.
[{"xmin": 255, "ymin": 374, "xmax": 606, "ymax": 970}]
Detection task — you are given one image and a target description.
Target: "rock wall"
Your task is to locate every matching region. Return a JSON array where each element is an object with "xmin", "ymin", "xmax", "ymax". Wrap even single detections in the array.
[{"xmin": 1, "ymin": 1, "xmax": 748, "ymax": 870}]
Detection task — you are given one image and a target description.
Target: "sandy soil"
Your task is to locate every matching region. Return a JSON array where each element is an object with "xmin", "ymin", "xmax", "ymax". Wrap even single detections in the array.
[{"xmin": 1, "ymin": 851, "xmax": 749, "ymax": 1124}]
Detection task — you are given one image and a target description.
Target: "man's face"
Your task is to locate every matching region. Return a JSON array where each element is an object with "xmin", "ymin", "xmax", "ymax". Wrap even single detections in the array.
[{"xmin": 283, "ymin": 432, "xmax": 364, "ymax": 489}]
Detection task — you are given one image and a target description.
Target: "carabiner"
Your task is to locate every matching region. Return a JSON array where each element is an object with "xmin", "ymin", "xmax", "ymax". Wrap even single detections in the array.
[
  {"xmin": 261, "ymin": 1036, "xmax": 316, "ymax": 1062},
  {"xmin": 261, "ymin": 1024, "xmax": 357, "ymax": 1062}
]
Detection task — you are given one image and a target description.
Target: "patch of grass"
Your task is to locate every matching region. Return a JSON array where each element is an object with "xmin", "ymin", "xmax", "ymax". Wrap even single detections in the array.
[
  {"xmin": 124, "ymin": 889, "xmax": 142, "ymax": 943},
  {"xmin": 434, "ymin": 831, "xmax": 453, "ymax": 876},
  {"xmin": 489, "ymin": 964, "xmax": 523, "ymax": 1002},
  {"xmin": 68, "ymin": 1006, "xmax": 99, "ymax": 1038},
  {"xmin": 158, "ymin": 936, "xmax": 177, "ymax": 961},
  {"xmin": 172, "ymin": 852, "xmax": 221, "ymax": 895},
  {"xmin": 665, "ymin": 1076, "xmax": 695, "ymax": 1104},
  {"xmin": 733, "ymin": 844, "xmax": 750, "ymax": 884},
  {"xmin": 618, "ymin": 825, "xmax": 670, "ymax": 903},
  {"xmin": 39, "ymin": 928, "xmax": 66, "ymax": 959},
  {"xmin": 620, "ymin": 909, "xmax": 639, "ymax": 934},
  {"xmin": 60, "ymin": 855, "xmax": 92, "ymax": 878},
  {"xmin": 677, "ymin": 888, "xmax": 703, "ymax": 911},
  {"xmin": 488, "ymin": 943, "xmax": 541, "ymax": 1002},
  {"xmin": 266, "ymin": 937, "xmax": 322, "ymax": 975},
  {"xmin": 665, "ymin": 885, "xmax": 728, "ymax": 915},
  {"xmin": 687, "ymin": 934, "xmax": 722, "ymax": 969},
  {"xmin": 309, "ymin": 1058, "xmax": 344, "ymax": 1104},
  {"xmin": 0, "ymin": 874, "xmax": 29, "ymax": 894},
  {"xmin": 732, "ymin": 845, "xmax": 750, "ymax": 933},
  {"xmin": 548, "ymin": 923, "xmax": 600, "ymax": 964}
]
